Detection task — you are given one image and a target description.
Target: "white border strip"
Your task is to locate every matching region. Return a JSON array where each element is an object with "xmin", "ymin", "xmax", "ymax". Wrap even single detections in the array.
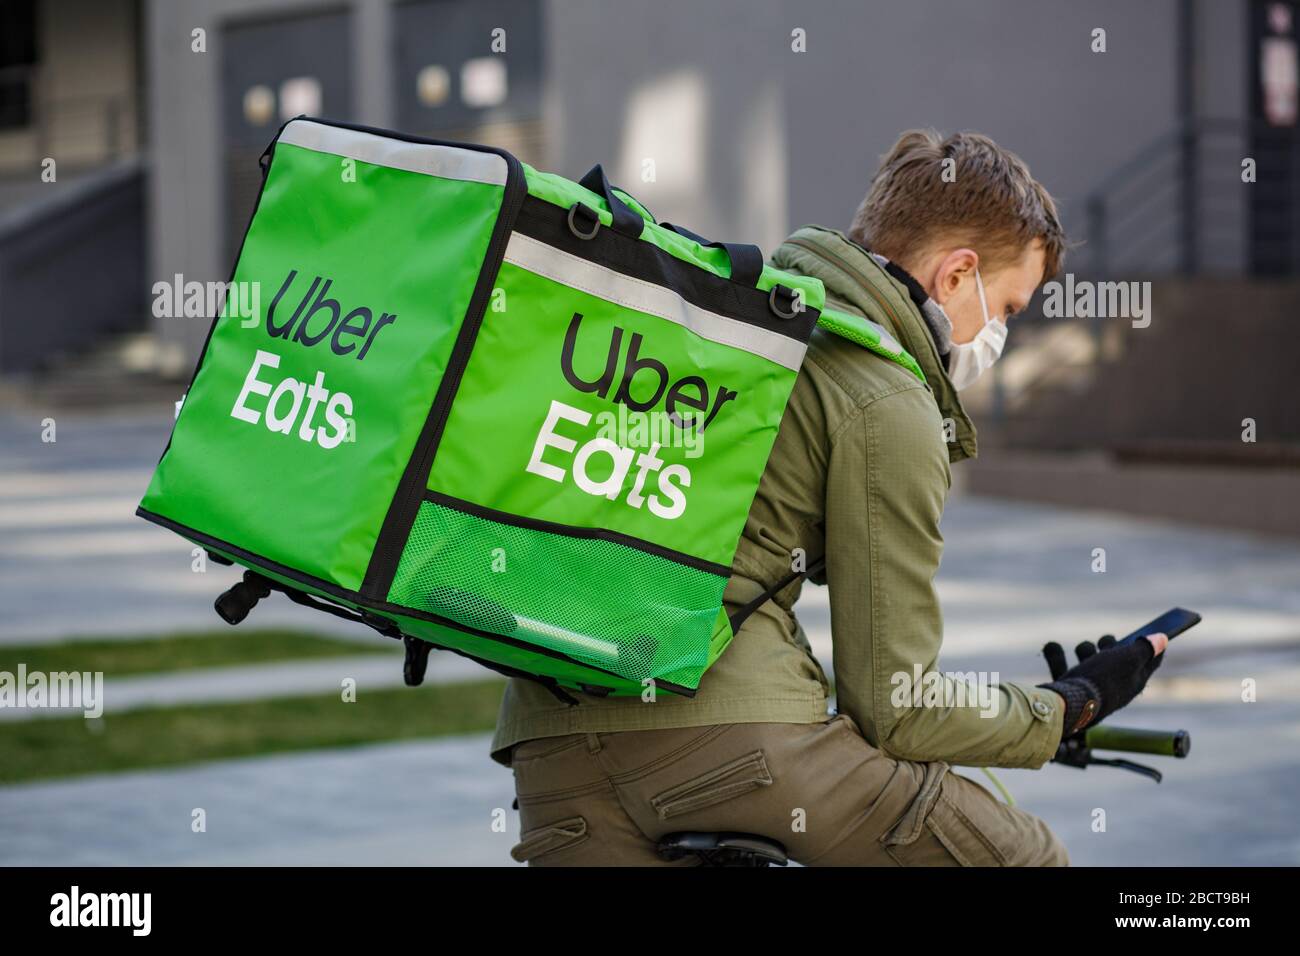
[
  {"xmin": 278, "ymin": 120, "xmax": 508, "ymax": 187},
  {"xmin": 503, "ymin": 233, "xmax": 806, "ymax": 371}
]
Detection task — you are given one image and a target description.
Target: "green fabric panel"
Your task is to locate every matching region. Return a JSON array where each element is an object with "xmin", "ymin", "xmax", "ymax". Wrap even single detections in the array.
[
  {"xmin": 140, "ymin": 142, "xmax": 505, "ymax": 590},
  {"xmin": 426, "ymin": 259, "xmax": 798, "ymax": 567},
  {"xmin": 387, "ymin": 500, "xmax": 724, "ymax": 689},
  {"xmin": 394, "ymin": 611, "xmax": 668, "ymax": 695}
]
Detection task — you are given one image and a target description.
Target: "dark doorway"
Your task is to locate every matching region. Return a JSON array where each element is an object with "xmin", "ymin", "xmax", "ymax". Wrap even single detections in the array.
[
  {"xmin": 393, "ymin": 0, "xmax": 544, "ymax": 165},
  {"xmin": 220, "ymin": 8, "xmax": 354, "ymax": 266}
]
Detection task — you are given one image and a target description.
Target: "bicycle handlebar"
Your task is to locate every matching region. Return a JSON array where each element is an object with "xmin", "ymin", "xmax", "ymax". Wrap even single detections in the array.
[{"xmin": 1084, "ymin": 725, "xmax": 1190, "ymax": 758}]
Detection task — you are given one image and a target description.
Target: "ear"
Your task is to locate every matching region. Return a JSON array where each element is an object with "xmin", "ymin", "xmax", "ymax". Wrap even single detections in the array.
[{"xmin": 931, "ymin": 247, "xmax": 980, "ymax": 306}]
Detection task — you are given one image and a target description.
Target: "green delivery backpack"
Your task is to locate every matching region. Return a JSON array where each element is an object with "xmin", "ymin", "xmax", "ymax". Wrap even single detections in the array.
[{"xmin": 138, "ymin": 116, "xmax": 922, "ymax": 702}]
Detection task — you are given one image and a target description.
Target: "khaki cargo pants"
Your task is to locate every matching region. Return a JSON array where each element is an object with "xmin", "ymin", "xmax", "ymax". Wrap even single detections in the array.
[{"xmin": 506, "ymin": 714, "xmax": 1069, "ymax": 866}]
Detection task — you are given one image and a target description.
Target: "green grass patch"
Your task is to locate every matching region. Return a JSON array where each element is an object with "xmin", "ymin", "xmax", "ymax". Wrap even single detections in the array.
[
  {"xmin": 0, "ymin": 629, "xmax": 396, "ymax": 678},
  {"xmin": 0, "ymin": 678, "xmax": 506, "ymax": 784}
]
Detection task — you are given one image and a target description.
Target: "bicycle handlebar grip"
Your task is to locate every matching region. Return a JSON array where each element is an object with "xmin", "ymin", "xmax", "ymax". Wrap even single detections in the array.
[{"xmin": 1085, "ymin": 725, "xmax": 1190, "ymax": 758}]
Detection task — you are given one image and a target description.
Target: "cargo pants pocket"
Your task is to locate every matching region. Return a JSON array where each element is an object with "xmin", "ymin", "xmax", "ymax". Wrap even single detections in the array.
[
  {"xmin": 510, "ymin": 815, "xmax": 589, "ymax": 863},
  {"xmin": 880, "ymin": 763, "xmax": 1018, "ymax": 867},
  {"xmin": 649, "ymin": 750, "xmax": 773, "ymax": 821}
]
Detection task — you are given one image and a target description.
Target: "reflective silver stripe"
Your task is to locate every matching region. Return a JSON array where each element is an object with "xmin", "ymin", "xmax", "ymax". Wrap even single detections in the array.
[
  {"xmin": 503, "ymin": 233, "xmax": 806, "ymax": 371},
  {"xmin": 277, "ymin": 120, "xmax": 508, "ymax": 186},
  {"xmin": 863, "ymin": 317, "xmax": 904, "ymax": 357}
]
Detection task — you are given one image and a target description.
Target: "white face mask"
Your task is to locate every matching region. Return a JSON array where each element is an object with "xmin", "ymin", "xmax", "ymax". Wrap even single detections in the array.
[{"xmin": 945, "ymin": 268, "xmax": 1007, "ymax": 391}]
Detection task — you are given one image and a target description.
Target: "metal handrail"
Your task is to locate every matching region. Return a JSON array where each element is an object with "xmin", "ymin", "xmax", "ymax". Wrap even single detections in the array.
[{"xmin": 1071, "ymin": 116, "xmax": 1298, "ymax": 278}]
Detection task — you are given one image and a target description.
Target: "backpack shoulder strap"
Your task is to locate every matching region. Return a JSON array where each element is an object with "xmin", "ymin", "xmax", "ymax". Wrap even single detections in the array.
[
  {"xmin": 727, "ymin": 556, "xmax": 826, "ymax": 636},
  {"xmin": 816, "ymin": 305, "xmax": 926, "ymax": 384}
]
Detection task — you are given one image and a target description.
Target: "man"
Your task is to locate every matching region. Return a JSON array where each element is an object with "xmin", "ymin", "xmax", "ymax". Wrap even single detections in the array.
[{"xmin": 490, "ymin": 129, "xmax": 1169, "ymax": 866}]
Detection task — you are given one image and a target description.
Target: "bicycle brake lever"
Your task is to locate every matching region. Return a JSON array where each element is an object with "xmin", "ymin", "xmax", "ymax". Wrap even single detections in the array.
[
  {"xmin": 1085, "ymin": 756, "xmax": 1163, "ymax": 783},
  {"xmin": 1076, "ymin": 754, "xmax": 1170, "ymax": 785},
  {"xmin": 1052, "ymin": 740, "xmax": 1164, "ymax": 782}
]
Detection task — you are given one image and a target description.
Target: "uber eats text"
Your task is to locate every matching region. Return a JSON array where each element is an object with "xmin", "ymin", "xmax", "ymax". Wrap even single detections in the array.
[
  {"xmin": 526, "ymin": 313, "xmax": 738, "ymax": 521},
  {"xmin": 229, "ymin": 270, "xmax": 396, "ymax": 448}
]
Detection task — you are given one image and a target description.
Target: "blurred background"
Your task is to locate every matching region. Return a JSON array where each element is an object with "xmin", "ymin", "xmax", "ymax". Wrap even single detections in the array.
[{"xmin": 1, "ymin": 0, "xmax": 1297, "ymax": 865}]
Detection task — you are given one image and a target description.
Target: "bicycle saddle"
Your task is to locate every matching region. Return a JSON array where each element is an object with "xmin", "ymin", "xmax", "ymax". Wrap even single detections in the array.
[{"xmin": 655, "ymin": 831, "xmax": 789, "ymax": 867}]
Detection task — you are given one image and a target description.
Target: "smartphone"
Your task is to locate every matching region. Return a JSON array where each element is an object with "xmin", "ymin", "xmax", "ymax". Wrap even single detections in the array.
[{"xmin": 1117, "ymin": 607, "xmax": 1201, "ymax": 647}]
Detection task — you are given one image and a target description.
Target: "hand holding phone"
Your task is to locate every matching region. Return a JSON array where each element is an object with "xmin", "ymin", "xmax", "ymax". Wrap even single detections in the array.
[
  {"xmin": 1041, "ymin": 608, "xmax": 1200, "ymax": 736},
  {"xmin": 1116, "ymin": 607, "xmax": 1201, "ymax": 648}
]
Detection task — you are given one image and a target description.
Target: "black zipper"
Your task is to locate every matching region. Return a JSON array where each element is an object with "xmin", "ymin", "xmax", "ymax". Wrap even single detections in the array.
[{"xmin": 361, "ymin": 146, "xmax": 528, "ymax": 600}]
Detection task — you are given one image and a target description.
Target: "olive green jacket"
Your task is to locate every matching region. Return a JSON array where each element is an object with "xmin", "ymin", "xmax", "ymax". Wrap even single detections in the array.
[{"xmin": 489, "ymin": 226, "xmax": 1065, "ymax": 770}]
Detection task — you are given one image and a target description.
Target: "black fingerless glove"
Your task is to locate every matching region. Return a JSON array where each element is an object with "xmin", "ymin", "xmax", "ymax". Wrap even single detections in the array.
[{"xmin": 1038, "ymin": 634, "xmax": 1165, "ymax": 740}]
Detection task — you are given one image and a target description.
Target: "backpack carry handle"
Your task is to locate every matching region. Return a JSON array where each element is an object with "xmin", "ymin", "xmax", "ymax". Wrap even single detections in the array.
[
  {"xmin": 659, "ymin": 221, "xmax": 764, "ymax": 289},
  {"xmin": 578, "ymin": 163, "xmax": 647, "ymax": 240},
  {"xmin": 578, "ymin": 163, "xmax": 765, "ymax": 288}
]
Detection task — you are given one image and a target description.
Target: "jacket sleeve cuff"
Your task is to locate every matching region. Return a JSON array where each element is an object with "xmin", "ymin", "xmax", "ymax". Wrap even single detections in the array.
[{"xmin": 1019, "ymin": 684, "xmax": 1068, "ymax": 768}]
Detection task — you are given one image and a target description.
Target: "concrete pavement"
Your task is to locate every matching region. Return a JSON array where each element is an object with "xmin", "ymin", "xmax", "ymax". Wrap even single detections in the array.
[
  {"xmin": 0, "ymin": 653, "xmax": 491, "ymax": 721},
  {"xmin": 0, "ymin": 736, "xmax": 519, "ymax": 866},
  {"xmin": 1, "ymin": 686, "xmax": 1293, "ymax": 866},
  {"xmin": 2, "ymin": 406, "xmax": 1298, "ymax": 865},
  {"xmin": 0, "ymin": 407, "xmax": 371, "ymax": 644}
]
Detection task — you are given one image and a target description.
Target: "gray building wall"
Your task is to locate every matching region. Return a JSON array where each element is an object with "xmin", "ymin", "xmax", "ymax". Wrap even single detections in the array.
[
  {"xmin": 543, "ymin": 0, "xmax": 791, "ymax": 253},
  {"xmin": 784, "ymin": 0, "xmax": 1248, "ymax": 273},
  {"xmin": 786, "ymin": 0, "xmax": 1181, "ymax": 236},
  {"xmin": 145, "ymin": 0, "xmax": 1253, "ymax": 362}
]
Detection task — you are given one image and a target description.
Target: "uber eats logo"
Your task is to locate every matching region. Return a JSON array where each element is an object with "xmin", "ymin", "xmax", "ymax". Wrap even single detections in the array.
[
  {"xmin": 526, "ymin": 313, "xmax": 737, "ymax": 520},
  {"xmin": 229, "ymin": 270, "xmax": 397, "ymax": 448}
]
